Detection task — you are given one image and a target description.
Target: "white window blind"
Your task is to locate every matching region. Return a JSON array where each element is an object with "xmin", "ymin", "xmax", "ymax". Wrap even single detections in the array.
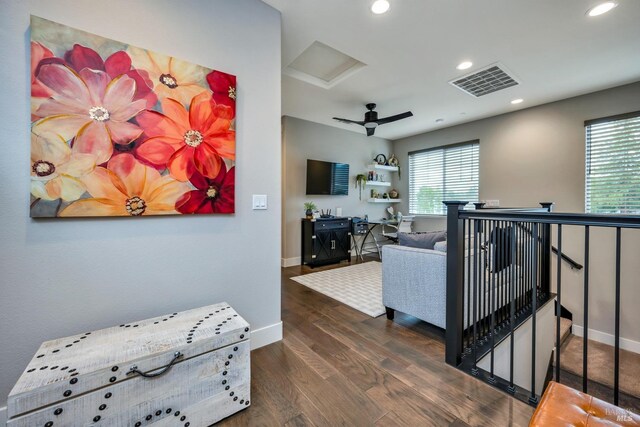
[
  {"xmin": 585, "ymin": 112, "xmax": 640, "ymax": 214},
  {"xmin": 409, "ymin": 141, "xmax": 479, "ymax": 215}
]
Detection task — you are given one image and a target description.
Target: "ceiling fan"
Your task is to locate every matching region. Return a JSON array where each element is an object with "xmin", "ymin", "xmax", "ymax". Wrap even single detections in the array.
[{"xmin": 333, "ymin": 103, "xmax": 413, "ymax": 136}]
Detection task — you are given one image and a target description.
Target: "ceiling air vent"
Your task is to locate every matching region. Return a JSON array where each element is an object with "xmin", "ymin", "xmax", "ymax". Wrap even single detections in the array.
[
  {"xmin": 449, "ymin": 63, "xmax": 519, "ymax": 97},
  {"xmin": 283, "ymin": 41, "xmax": 366, "ymax": 89}
]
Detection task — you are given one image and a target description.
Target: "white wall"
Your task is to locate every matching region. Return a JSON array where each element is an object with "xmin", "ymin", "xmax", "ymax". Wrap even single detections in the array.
[
  {"xmin": 393, "ymin": 82, "xmax": 640, "ymax": 346},
  {"xmin": 282, "ymin": 116, "xmax": 396, "ymax": 264},
  {"xmin": 478, "ymin": 300, "xmax": 556, "ymax": 396},
  {"xmin": 0, "ymin": 0, "xmax": 282, "ymax": 410}
]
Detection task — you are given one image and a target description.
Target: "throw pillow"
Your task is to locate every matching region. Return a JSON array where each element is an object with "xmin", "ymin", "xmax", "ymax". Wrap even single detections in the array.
[
  {"xmin": 489, "ymin": 226, "xmax": 513, "ymax": 272},
  {"xmin": 398, "ymin": 231, "xmax": 447, "ymax": 250}
]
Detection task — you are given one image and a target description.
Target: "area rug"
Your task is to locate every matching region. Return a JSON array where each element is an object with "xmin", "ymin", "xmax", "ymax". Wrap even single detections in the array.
[
  {"xmin": 291, "ymin": 262, "xmax": 384, "ymax": 317},
  {"xmin": 557, "ymin": 334, "xmax": 640, "ymax": 398}
]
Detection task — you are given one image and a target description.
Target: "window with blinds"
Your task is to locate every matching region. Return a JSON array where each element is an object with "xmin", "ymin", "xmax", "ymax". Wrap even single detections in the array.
[
  {"xmin": 585, "ymin": 111, "xmax": 640, "ymax": 214},
  {"xmin": 408, "ymin": 141, "xmax": 479, "ymax": 215}
]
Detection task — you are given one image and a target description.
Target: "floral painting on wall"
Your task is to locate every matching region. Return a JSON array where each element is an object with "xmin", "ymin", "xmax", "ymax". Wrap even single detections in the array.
[{"xmin": 30, "ymin": 16, "xmax": 236, "ymax": 217}]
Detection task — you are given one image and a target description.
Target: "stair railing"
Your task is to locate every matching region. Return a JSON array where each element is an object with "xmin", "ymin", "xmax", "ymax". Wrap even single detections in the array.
[{"xmin": 444, "ymin": 201, "xmax": 640, "ymax": 407}]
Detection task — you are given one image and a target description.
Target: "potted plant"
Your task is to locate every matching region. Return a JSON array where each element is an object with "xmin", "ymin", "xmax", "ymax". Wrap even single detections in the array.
[
  {"xmin": 355, "ymin": 174, "xmax": 368, "ymax": 200},
  {"xmin": 388, "ymin": 154, "xmax": 401, "ymax": 180},
  {"xmin": 304, "ymin": 201, "xmax": 317, "ymax": 219}
]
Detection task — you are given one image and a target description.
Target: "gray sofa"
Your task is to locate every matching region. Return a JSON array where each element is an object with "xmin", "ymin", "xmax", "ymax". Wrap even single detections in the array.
[
  {"xmin": 382, "ymin": 236, "xmax": 522, "ymax": 329},
  {"xmin": 381, "ymin": 244, "xmax": 448, "ymax": 328}
]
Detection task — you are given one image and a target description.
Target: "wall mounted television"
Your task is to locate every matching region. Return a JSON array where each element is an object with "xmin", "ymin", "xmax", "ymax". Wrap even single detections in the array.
[{"xmin": 306, "ymin": 159, "xmax": 349, "ymax": 195}]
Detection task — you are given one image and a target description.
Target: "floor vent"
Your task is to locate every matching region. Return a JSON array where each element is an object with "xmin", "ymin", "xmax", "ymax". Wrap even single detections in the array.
[{"xmin": 449, "ymin": 63, "xmax": 519, "ymax": 97}]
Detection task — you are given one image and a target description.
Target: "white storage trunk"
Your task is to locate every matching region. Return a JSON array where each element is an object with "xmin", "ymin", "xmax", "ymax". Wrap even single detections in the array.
[{"xmin": 7, "ymin": 302, "xmax": 251, "ymax": 426}]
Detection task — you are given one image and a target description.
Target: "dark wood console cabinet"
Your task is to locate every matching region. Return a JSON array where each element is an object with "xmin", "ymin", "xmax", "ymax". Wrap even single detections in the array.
[{"xmin": 301, "ymin": 218, "xmax": 352, "ymax": 267}]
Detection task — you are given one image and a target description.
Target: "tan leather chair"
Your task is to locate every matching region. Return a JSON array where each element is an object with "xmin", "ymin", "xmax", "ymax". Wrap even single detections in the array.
[{"xmin": 530, "ymin": 381, "xmax": 639, "ymax": 426}]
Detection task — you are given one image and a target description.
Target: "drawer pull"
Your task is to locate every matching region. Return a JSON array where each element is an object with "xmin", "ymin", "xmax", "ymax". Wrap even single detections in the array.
[{"xmin": 127, "ymin": 352, "xmax": 183, "ymax": 378}]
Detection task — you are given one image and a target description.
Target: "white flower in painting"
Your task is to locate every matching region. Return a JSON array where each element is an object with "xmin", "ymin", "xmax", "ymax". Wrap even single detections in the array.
[
  {"xmin": 127, "ymin": 46, "xmax": 209, "ymax": 105},
  {"xmin": 31, "ymin": 132, "xmax": 96, "ymax": 201}
]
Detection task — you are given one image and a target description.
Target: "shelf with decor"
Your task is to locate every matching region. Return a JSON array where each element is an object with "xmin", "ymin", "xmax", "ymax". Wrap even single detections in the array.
[
  {"xmin": 368, "ymin": 198, "xmax": 402, "ymax": 203},
  {"xmin": 365, "ymin": 181, "xmax": 391, "ymax": 187},
  {"xmin": 366, "ymin": 164, "xmax": 399, "ymax": 172}
]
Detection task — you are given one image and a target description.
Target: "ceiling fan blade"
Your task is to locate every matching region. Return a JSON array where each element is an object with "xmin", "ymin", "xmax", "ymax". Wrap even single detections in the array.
[
  {"xmin": 376, "ymin": 111, "xmax": 413, "ymax": 125},
  {"xmin": 333, "ymin": 117, "xmax": 365, "ymax": 126},
  {"xmin": 366, "ymin": 127, "xmax": 375, "ymax": 137}
]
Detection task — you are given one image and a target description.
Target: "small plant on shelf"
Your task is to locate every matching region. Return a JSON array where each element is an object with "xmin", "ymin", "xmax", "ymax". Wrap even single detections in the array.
[
  {"xmin": 304, "ymin": 201, "xmax": 317, "ymax": 219},
  {"xmin": 388, "ymin": 154, "xmax": 401, "ymax": 179},
  {"xmin": 355, "ymin": 174, "xmax": 368, "ymax": 200}
]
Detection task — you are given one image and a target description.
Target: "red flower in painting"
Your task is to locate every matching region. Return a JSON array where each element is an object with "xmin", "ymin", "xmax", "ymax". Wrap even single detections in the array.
[
  {"xmin": 110, "ymin": 134, "xmax": 174, "ymax": 171},
  {"xmin": 31, "ymin": 42, "xmax": 64, "ymax": 120},
  {"xmin": 206, "ymin": 70, "xmax": 236, "ymax": 115},
  {"xmin": 176, "ymin": 165, "xmax": 235, "ymax": 214},
  {"xmin": 31, "ymin": 42, "xmax": 56, "ymax": 98},
  {"xmin": 136, "ymin": 92, "xmax": 235, "ymax": 181},
  {"xmin": 63, "ymin": 44, "xmax": 157, "ymax": 108}
]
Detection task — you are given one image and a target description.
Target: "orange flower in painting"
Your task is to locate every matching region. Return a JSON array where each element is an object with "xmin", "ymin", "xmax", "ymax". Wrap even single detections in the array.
[
  {"xmin": 60, "ymin": 154, "xmax": 189, "ymax": 217},
  {"xmin": 136, "ymin": 92, "xmax": 235, "ymax": 181}
]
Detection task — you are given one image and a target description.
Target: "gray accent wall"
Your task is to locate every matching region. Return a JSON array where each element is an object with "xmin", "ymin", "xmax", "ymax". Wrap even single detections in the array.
[
  {"xmin": 282, "ymin": 116, "xmax": 396, "ymax": 263},
  {"xmin": 393, "ymin": 81, "xmax": 640, "ymax": 345},
  {"xmin": 0, "ymin": 0, "xmax": 282, "ymax": 408}
]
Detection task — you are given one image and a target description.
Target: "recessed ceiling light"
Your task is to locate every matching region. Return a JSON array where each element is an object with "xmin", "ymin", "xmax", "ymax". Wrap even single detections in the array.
[
  {"xmin": 456, "ymin": 61, "xmax": 473, "ymax": 70},
  {"xmin": 511, "ymin": 98, "xmax": 523, "ymax": 105},
  {"xmin": 435, "ymin": 118, "xmax": 444, "ymax": 123},
  {"xmin": 587, "ymin": 2, "xmax": 618, "ymax": 17},
  {"xmin": 371, "ymin": 0, "xmax": 390, "ymax": 14}
]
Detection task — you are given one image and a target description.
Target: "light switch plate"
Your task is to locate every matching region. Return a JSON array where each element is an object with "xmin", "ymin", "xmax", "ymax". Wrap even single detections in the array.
[
  {"xmin": 252, "ymin": 194, "xmax": 267, "ymax": 210},
  {"xmin": 483, "ymin": 199, "xmax": 500, "ymax": 208}
]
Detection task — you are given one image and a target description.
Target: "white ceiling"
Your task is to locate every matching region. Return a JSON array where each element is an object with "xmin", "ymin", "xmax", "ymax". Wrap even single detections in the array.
[{"xmin": 262, "ymin": 0, "xmax": 640, "ymax": 140}]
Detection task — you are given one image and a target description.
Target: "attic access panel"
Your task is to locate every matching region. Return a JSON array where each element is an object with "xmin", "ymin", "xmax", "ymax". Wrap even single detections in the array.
[{"xmin": 284, "ymin": 41, "xmax": 366, "ymax": 89}]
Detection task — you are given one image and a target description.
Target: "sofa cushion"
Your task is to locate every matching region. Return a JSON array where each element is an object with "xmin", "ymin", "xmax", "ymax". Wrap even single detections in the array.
[
  {"xmin": 434, "ymin": 240, "xmax": 447, "ymax": 252},
  {"xmin": 398, "ymin": 231, "xmax": 446, "ymax": 250}
]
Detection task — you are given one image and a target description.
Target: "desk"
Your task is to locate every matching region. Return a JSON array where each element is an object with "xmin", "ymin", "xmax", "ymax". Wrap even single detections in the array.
[{"xmin": 353, "ymin": 219, "xmax": 398, "ymax": 260}]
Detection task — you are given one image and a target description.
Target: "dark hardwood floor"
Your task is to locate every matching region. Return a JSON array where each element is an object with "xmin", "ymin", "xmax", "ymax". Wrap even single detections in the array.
[{"xmin": 219, "ymin": 258, "xmax": 535, "ymax": 426}]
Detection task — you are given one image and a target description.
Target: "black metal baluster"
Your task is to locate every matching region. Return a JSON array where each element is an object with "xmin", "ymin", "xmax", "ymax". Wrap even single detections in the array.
[
  {"xmin": 524, "ymin": 223, "xmax": 528, "ymax": 312},
  {"xmin": 489, "ymin": 220, "xmax": 496, "ymax": 384},
  {"xmin": 472, "ymin": 219, "xmax": 479, "ymax": 375},
  {"xmin": 524, "ymin": 223, "xmax": 529, "ymax": 311},
  {"xmin": 555, "ymin": 224, "xmax": 562, "ymax": 383},
  {"xmin": 482, "ymin": 220, "xmax": 488, "ymax": 341},
  {"xmin": 529, "ymin": 223, "xmax": 539, "ymax": 405},
  {"xmin": 614, "ymin": 227, "xmax": 621, "ymax": 405},
  {"xmin": 583, "ymin": 226, "xmax": 589, "ymax": 393},
  {"xmin": 508, "ymin": 222, "xmax": 516, "ymax": 394},
  {"xmin": 500, "ymin": 222, "xmax": 513, "ymax": 326},
  {"xmin": 466, "ymin": 219, "xmax": 471, "ymax": 351},
  {"xmin": 518, "ymin": 224, "xmax": 523, "ymax": 314},
  {"xmin": 500, "ymin": 221, "xmax": 505, "ymax": 326},
  {"xmin": 498, "ymin": 218, "xmax": 502, "ymax": 317},
  {"xmin": 462, "ymin": 219, "xmax": 471, "ymax": 353},
  {"xmin": 524, "ymin": 224, "xmax": 531, "ymax": 310}
]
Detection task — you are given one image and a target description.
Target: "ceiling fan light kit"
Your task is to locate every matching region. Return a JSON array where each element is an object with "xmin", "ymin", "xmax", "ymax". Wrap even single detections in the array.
[{"xmin": 333, "ymin": 103, "xmax": 413, "ymax": 136}]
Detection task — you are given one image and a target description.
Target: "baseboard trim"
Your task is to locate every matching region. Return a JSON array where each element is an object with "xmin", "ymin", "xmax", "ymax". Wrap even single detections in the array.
[
  {"xmin": 281, "ymin": 257, "xmax": 301, "ymax": 267},
  {"xmin": 0, "ymin": 405, "xmax": 6, "ymax": 425},
  {"xmin": 572, "ymin": 325, "xmax": 640, "ymax": 354},
  {"xmin": 250, "ymin": 321, "xmax": 282, "ymax": 350}
]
